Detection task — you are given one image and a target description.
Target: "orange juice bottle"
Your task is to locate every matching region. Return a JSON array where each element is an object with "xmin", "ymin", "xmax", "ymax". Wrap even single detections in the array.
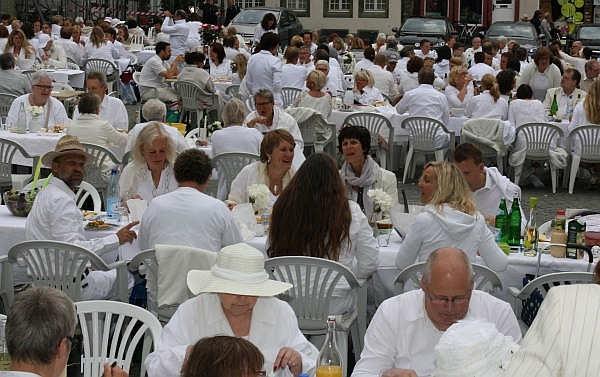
[{"xmin": 316, "ymin": 316, "xmax": 343, "ymax": 377}]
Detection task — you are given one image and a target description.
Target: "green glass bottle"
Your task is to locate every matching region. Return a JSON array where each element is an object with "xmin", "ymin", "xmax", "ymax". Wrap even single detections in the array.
[
  {"xmin": 508, "ymin": 197, "xmax": 522, "ymax": 247},
  {"xmin": 549, "ymin": 92, "xmax": 559, "ymax": 117},
  {"xmin": 495, "ymin": 199, "xmax": 509, "ymax": 243}
]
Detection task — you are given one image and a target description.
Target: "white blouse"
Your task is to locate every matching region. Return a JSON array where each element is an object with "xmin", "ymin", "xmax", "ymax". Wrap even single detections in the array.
[
  {"xmin": 354, "ymin": 86, "xmax": 384, "ymax": 105},
  {"xmin": 209, "ymin": 58, "xmax": 232, "ymax": 80},
  {"xmin": 465, "ymin": 91, "xmax": 509, "ymax": 120},
  {"xmin": 508, "ymin": 99, "xmax": 546, "ymax": 127},
  {"xmin": 228, "ymin": 161, "xmax": 294, "ymax": 207},
  {"xmin": 119, "ymin": 161, "xmax": 178, "ymax": 202},
  {"xmin": 295, "ymin": 92, "xmax": 333, "ymax": 119},
  {"xmin": 444, "ymin": 83, "xmax": 474, "ymax": 109}
]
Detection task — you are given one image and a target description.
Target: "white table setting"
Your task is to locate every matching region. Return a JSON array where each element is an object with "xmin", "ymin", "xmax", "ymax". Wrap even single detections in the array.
[{"xmin": 41, "ymin": 68, "xmax": 86, "ymax": 89}]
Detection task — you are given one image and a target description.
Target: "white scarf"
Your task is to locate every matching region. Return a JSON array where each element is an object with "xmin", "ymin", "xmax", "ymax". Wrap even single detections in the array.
[{"xmin": 340, "ymin": 156, "xmax": 381, "ymax": 217}]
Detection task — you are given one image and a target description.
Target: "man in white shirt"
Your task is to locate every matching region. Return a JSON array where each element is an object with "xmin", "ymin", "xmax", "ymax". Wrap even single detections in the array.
[
  {"xmin": 354, "ymin": 46, "xmax": 376, "ymax": 73},
  {"xmin": 543, "ymin": 68, "xmax": 586, "ymax": 119},
  {"xmin": 302, "ymin": 31, "xmax": 318, "ymax": 54},
  {"xmin": 580, "ymin": 60, "xmax": 599, "ymax": 92},
  {"xmin": 139, "ymin": 149, "xmax": 242, "ymax": 251},
  {"xmin": 415, "ymin": 39, "xmax": 437, "ymax": 60},
  {"xmin": 468, "ymin": 51, "xmax": 495, "ymax": 81},
  {"xmin": 54, "ymin": 26, "xmax": 84, "ymax": 66},
  {"xmin": 465, "ymin": 36, "xmax": 482, "ymax": 67},
  {"xmin": 298, "ymin": 44, "xmax": 314, "ymax": 71},
  {"xmin": 351, "ymin": 247, "xmax": 521, "ymax": 377},
  {"xmin": 127, "ymin": 99, "xmax": 188, "ymax": 154},
  {"xmin": 369, "ymin": 53, "xmax": 399, "ymax": 101},
  {"xmin": 245, "ymin": 32, "xmax": 283, "ymax": 106},
  {"xmin": 393, "ymin": 46, "xmax": 415, "ymax": 84},
  {"xmin": 281, "ymin": 46, "xmax": 308, "ymax": 90},
  {"xmin": 212, "ymin": 98, "xmax": 262, "ymax": 156},
  {"xmin": 161, "ymin": 10, "xmax": 188, "ymax": 57},
  {"xmin": 396, "ymin": 68, "xmax": 450, "ymax": 126},
  {"xmin": 72, "ymin": 71, "xmax": 129, "ymax": 130},
  {"xmin": 138, "ymin": 42, "xmax": 182, "ymax": 102},
  {"xmin": 454, "ymin": 143, "xmax": 526, "ymax": 229}
]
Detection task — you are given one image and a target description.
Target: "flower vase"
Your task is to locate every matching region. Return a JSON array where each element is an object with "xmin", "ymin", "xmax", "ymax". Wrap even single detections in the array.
[{"xmin": 369, "ymin": 210, "xmax": 383, "ymax": 232}]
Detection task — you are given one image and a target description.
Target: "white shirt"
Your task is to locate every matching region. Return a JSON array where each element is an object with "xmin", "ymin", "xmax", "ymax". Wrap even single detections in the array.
[
  {"xmin": 224, "ymin": 46, "xmax": 250, "ymax": 61},
  {"xmin": 281, "ymin": 64, "xmax": 308, "ymax": 90},
  {"xmin": 398, "ymin": 71, "xmax": 419, "ymax": 96},
  {"xmin": 126, "ymin": 122, "xmax": 188, "ymax": 154},
  {"xmin": 395, "ymin": 204, "xmax": 508, "ymax": 272},
  {"xmin": 66, "ymin": 114, "xmax": 127, "ymax": 159},
  {"xmin": 468, "ymin": 63, "xmax": 496, "ymax": 81},
  {"xmin": 542, "ymin": 87, "xmax": 586, "ymax": 120},
  {"xmin": 139, "ymin": 187, "xmax": 242, "ymax": 251},
  {"xmin": 415, "ymin": 49, "xmax": 437, "ymax": 60},
  {"xmin": 84, "ymin": 42, "xmax": 118, "ymax": 65},
  {"xmin": 253, "ymin": 25, "xmax": 277, "ymax": 43},
  {"xmin": 354, "ymin": 59, "xmax": 375, "ymax": 73},
  {"xmin": 8, "ymin": 47, "xmax": 35, "ymax": 70},
  {"xmin": 145, "ymin": 293, "xmax": 318, "ymax": 377},
  {"xmin": 465, "ymin": 91, "xmax": 508, "ymax": 120},
  {"xmin": 444, "ymin": 83, "xmax": 474, "ymax": 109},
  {"xmin": 354, "ymin": 86, "xmax": 384, "ymax": 105},
  {"xmin": 6, "ymin": 94, "xmax": 69, "ymax": 130},
  {"xmin": 245, "ymin": 50, "xmax": 283, "ymax": 105},
  {"xmin": 139, "ymin": 54, "xmax": 169, "ymax": 89},
  {"xmin": 570, "ymin": 101, "xmax": 591, "ymax": 129},
  {"xmin": 161, "ymin": 17, "xmax": 187, "ymax": 55},
  {"xmin": 55, "ymin": 38, "xmax": 84, "ymax": 66},
  {"xmin": 473, "ymin": 167, "xmax": 524, "ymax": 228},
  {"xmin": 119, "ymin": 161, "xmax": 178, "ymax": 202},
  {"xmin": 209, "ymin": 58, "xmax": 232, "ymax": 80},
  {"xmin": 517, "ymin": 63, "xmax": 562, "ymax": 101},
  {"xmin": 508, "ymin": 98, "xmax": 546, "ymax": 127},
  {"xmin": 73, "ymin": 95, "xmax": 128, "ymax": 130},
  {"xmin": 185, "ymin": 21, "xmax": 202, "ymax": 49},
  {"xmin": 351, "ymin": 289, "xmax": 521, "ymax": 377},
  {"xmin": 211, "ymin": 125, "xmax": 263, "ymax": 157},
  {"xmin": 228, "ymin": 161, "xmax": 293, "ymax": 206},
  {"xmin": 396, "ymin": 84, "xmax": 450, "ymax": 125},
  {"xmin": 368, "ymin": 65, "xmax": 399, "ymax": 98}
]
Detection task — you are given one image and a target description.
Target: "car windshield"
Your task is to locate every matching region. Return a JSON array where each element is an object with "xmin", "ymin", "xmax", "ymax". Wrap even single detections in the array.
[
  {"xmin": 401, "ymin": 18, "xmax": 446, "ymax": 34},
  {"xmin": 579, "ymin": 26, "xmax": 600, "ymax": 40},
  {"xmin": 488, "ymin": 24, "xmax": 535, "ymax": 39},
  {"xmin": 232, "ymin": 9, "xmax": 279, "ymax": 24}
]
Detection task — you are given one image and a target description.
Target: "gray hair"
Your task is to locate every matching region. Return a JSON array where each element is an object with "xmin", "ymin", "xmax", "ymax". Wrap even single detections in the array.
[
  {"xmin": 421, "ymin": 248, "xmax": 474, "ymax": 285},
  {"xmin": 142, "ymin": 99, "xmax": 167, "ymax": 122},
  {"xmin": 254, "ymin": 89, "xmax": 274, "ymax": 103},
  {"xmin": 30, "ymin": 71, "xmax": 52, "ymax": 86},
  {"xmin": 6, "ymin": 287, "xmax": 76, "ymax": 364},
  {"xmin": 221, "ymin": 98, "xmax": 248, "ymax": 127},
  {"xmin": 133, "ymin": 121, "xmax": 176, "ymax": 165}
]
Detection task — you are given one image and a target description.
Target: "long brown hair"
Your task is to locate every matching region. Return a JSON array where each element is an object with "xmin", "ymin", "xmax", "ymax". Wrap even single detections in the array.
[
  {"xmin": 268, "ymin": 153, "xmax": 351, "ymax": 261},
  {"xmin": 181, "ymin": 336, "xmax": 264, "ymax": 377},
  {"xmin": 89, "ymin": 26, "xmax": 105, "ymax": 48},
  {"xmin": 584, "ymin": 79, "xmax": 600, "ymax": 124}
]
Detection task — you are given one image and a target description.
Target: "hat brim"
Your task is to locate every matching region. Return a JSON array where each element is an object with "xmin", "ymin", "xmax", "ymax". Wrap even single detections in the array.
[
  {"xmin": 187, "ymin": 270, "xmax": 292, "ymax": 297},
  {"xmin": 42, "ymin": 149, "xmax": 91, "ymax": 167}
]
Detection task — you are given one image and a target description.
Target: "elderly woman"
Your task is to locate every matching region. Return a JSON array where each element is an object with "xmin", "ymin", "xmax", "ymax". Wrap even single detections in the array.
[
  {"xmin": 353, "ymin": 69, "xmax": 384, "ymax": 105},
  {"xmin": 253, "ymin": 13, "xmax": 277, "ymax": 44},
  {"xmin": 294, "ymin": 70, "xmax": 333, "ymax": 119},
  {"xmin": 6, "ymin": 71, "xmax": 69, "ymax": 130},
  {"xmin": 516, "ymin": 47, "xmax": 561, "ymax": 101},
  {"xmin": 212, "ymin": 98, "xmax": 263, "ymax": 156},
  {"xmin": 146, "ymin": 243, "xmax": 319, "ymax": 377},
  {"xmin": 209, "ymin": 42, "xmax": 232, "ymax": 80},
  {"xmin": 228, "ymin": 130, "xmax": 295, "ymax": 206},
  {"xmin": 465, "ymin": 74, "xmax": 508, "ymax": 120},
  {"xmin": 119, "ymin": 122, "xmax": 178, "ymax": 202},
  {"xmin": 315, "ymin": 59, "xmax": 342, "ymax": 95},
  {"xmin": 395, "ymin": 161, "xmax": 508, "ymax": 272},
  {"xmin": 444, "ymin": 66, "xmax": 474, "ymax": 109},
  {"xmin": 268, "ymin": 153, "xmax": 378, "ymax": 314},
  {"xmin": 339, "ymin": 126, "xmax": 398, "ymax": 219},
  {"xmin": 3, "ymin": 29, "xmax": 35, "ymax": 70}
]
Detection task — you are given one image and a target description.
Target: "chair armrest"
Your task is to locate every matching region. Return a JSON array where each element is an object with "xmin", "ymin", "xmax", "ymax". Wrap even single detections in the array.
[
  {"xmin": 508, "ymin": 286, "xmax": 521, "ymax": 298},
  {"xmin": 108, "ymin": 260, "xmax": 130, "ymax": 303}
]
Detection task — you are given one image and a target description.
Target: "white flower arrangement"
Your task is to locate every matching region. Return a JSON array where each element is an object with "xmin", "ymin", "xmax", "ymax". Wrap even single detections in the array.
[
  {"xmin": 248, "ymin": 183, "xmax": 270, "ymax": 212},
  {"xmin": 367, "ymin": 189, "xmax": 393, "ymax": 213},
  {"xmin": 28, "ymin": 106, "xmax": 44, "ymax": 117},
  {"xmin": 207, "ymin": 121, "xmax": 222, "ymax": 136}
]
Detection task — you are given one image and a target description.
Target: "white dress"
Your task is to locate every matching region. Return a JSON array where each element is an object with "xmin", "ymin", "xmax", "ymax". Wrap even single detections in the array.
[
  {"xmin": 295, "ymin": 92, "xmax": 333, "ymax": 119},
  {"xmin": 118, "ymin": 162, "xmax": 178, "ymax": 202}
]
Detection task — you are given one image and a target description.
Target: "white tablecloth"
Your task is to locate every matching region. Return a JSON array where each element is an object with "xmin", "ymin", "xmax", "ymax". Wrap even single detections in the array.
[
  {"xmin": 0, "ymin": 130, "xmax": 64, "ymax": 166},
  {"xmin": 43, "ymin": 69, "xmax": 85, "ymax": 89}
]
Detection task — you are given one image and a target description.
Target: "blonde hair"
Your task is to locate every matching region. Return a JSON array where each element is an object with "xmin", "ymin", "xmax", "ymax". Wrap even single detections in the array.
[
  {"xmin": 423, "ymin": 161, "xmax": 476, "ymax": 215},
  {"xmin": 234, "ymin": 53, "xmax": 247, "ymax": 80},
  {"xmin": 354, "ymin": 69, "xmax": 374, "ymax": 87},
  {"xmin": 449, "ymin": 57, "xmax": 464, "ymax": 69},
  {"xmin": 306, "ymin": 70, "xmax": 326, "ymax": 91},
  {"xmin": 448, "ymin": 66, "xmax": 468, "ymax": 87},
  {"xmin": 584, "ymin": 79, "xmax": 600, "ymax": 124},
  {"xmin": 480, "ymin": 74, "xmax": 500, "ymax": 102},
  {"xmin": 133, "ymin": 122, "xmax": 176, "ymax": 165},
  {"xmin": 90, "ymin": 26, "xmax": 105, "ymax": 48},
  {"xmin": 5, "ymin": 30, "xmax": 34, "ymax": 58}
]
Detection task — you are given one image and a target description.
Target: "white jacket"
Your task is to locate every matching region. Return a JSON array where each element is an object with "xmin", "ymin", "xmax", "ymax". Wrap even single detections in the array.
[{"xmin": 66, "ymin": 113, "xmax": 127, "ymax": 159}]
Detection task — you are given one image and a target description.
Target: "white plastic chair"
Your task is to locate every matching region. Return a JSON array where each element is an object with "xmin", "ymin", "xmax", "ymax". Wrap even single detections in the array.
[
  {"xmin": 0, "ymin": 256, "xmax": 14, "ymax": 311},
  {"xmin": 225, "ymin": 84, "xmax": 242, "ymax": 100},
  {"xmin": 129, "ymin": 34, "xmax": 144, "ymax": 51},
  {"xmin": 567, "ymin": 124, "xmax": 600, "ymax": 194},
  {"xmin": 265, "ymin": 256, "xmax": 367, "ymax": 376},
  {"xmin": 81, "ymin": 143, "xmax": 121, "ymax": 197},
  {"xmin": 7, "ymin": 240, "xmax": 129, "ymax": 302},
  {"xmin": 212, "ymin": 152, "xmax": 260, "ymax": 200},
  {"xmin": 343, "ymin": 113, "xmax": 394, "ymax": 170},
  {"xmin": 294, "ymin": 113, "xmax": 336, "ymax": 157},
  {"xmin": 0, "ymin": 93, "xmax": 17, "ymax": 118},
  {"xmin": 184, "ymin": 128, "xmax": 201, "ymax": 140},
  {"xmin": 84, "ymin": 58, "xmax": 119, "ymax": 92},
  {"xmin": 76, "ymin": 181, "xmax": 102, "ymax": 212},
  {"xmin": 394, "ymin": 262, "xmax": 503, "ymax": 295},
  {"xmin": 512, "ymin": 122, "xmax": 564, "ymax": 194},
  {"xmin": 400, "ymin": 116, "xmax": 454, "ymax": 183},
  {"xmin": 75, "ymin": 300, "xmax": 162, "ymax": 377},
  {"xmin": 461, "ymin": 118, "xmax": 508, "ymax": 174},
  {"xmin": 0, "ymin": 138, "xmax": 40, "ymax": 190},
  {"xmin": 281, "ymin": 87, "xmax": 302, "ymax": 109},
  {"xmin": 174, "ymin": 80, "xmax": 219, "ymax": 130}
]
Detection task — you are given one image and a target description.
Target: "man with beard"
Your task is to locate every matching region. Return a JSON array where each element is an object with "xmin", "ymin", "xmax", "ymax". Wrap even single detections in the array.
[{"xmin": 138, "ymin": 41, "xmax": 183, "ymax": 102}]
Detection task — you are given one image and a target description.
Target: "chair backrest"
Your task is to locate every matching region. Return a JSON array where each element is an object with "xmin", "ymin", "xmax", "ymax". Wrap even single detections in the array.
[
  {"xmin": 516, "ymin": 122, "xmax": 564, "ymax": 158},
  {"xmin": 0, "ymin": 93, "xmax": 17, "ymax": 118},
  {"xmin": 129, "ymin": 249, "xmax": 159, "ymax": 316},
  {"xmin": 7, "ymin": 241, "xmax": 109, "ymax": 301},
  {"xmin": 75, "ymin": 181, "xmax": 102, "ymax": 212},
  {"xmin": 569, "ymin": 124, "xmax": 600, "ymax": 161},
  {"xmin": 75, "ymin": 300, "xmax": 162, "ymax": 377},
  {"xmin": 344, "ymin": 112, "xmax": 393, "ymax": 145},
  {"xmin": 281, "ymin": 87, "xmax": 302, "ymax": 109},
  {"xmin": 66, "ymin": 61, "xmax": 81, "ymax": 71},
  {"xmin": 67, "ymin": 56, "xmax": 79, "ymax": 66},
  {"xmin": 121, "ymin": 151, "xmax": 131, "ymax": 167},
  {"xmin": 174, "ymin": 80, "xmax": 216, "ymax": 111},
  {"xmin": 132, "ymin": 72, "xmax": 142, "ymax": 84},
  {"xmin": 185, "ymin": 128, "xmax": 200, "ymax": 140},
  {"xmin": 225, "ymin": 84, "xmax": 242, "ymax": 100},
  {"xmin": 265, "ymin": 256, "xmax": 361, "ymax": 332},
  {"xmin": 84, "ymin": 59, "xmax": 118, "ymax": 81},
  {"xmin": 401, "ymin": 116, "xmax": 451, "ymax": 151},
  {"xmin": 394, "ymin": 262, "xmax": 503, "ymax": 294},
  {"xmin": 107, "ymin": 91, "xmax": 120, "ymax": 98},
  {"xmin": 212, "ymin": 152, "xmax": 260, "ymax": 200},
  {"xmin": 143, "ymin": 45, "xmax": 155, "ymax": 51},
  {"xmin": 297, "ymin": 113, "xmax": 336, "ymax": 155},
  {"xmin": 0, "ymin": 138, "xmax": 38, "ymax": 186},
  {"xmin": 81, "ymin": 143, "xmax": 121, "ymax": 192},
  {"xmin": 130, "ymin": 34, "xmax": 144, "ymax": 50}
]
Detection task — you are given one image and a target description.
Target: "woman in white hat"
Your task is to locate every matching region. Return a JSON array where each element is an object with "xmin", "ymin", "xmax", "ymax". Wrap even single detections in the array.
[{"xmin": 145, "ymin": 243, "xmax": 318, "ymax": 377}]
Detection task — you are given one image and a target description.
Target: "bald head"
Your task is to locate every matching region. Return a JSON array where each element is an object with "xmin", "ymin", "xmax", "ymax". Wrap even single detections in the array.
[{"xmin": 422, "ymin": 248, "xmax": 473, "ymax": 286}]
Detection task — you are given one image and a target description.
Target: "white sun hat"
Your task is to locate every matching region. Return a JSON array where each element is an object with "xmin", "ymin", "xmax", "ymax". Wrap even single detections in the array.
[
  {"xmin": 187, "ymin": 243, "xmax": 292, "ymax": 297},
  {"xmin": 433, "ymin": 319, "xmax": 519, "ymax": 377}
]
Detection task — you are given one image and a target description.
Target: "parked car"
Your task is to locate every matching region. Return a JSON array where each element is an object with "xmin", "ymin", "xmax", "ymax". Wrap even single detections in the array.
[
  {"xmin": 229, "ymin": 7, "xmax": 303, "ymax": 47},
  {"xmin": 568, "ymin": 24, "xmax": 600, "ymax": 57},
  {"xmin": 486, "ymin": 21, "xmax": 545, "ymax": 55},
  {"xmin": 392, "ymin": 17, "xmax": 456, "ymax": 48}
]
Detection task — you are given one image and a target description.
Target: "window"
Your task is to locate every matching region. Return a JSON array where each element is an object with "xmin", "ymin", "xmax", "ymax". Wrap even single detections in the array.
[
  {"xmin": 359, "ymin": 0, "xmax": 388, "ymax": 18},
  {"xmin": 236, "ymin": 0, "xmax": 265, "ymax": 7},
  {"xmin": 280, "ymin": 0, "xmax": 310, "ymax": 17},
  {"xmin": 324, "ymin": 0, "xmax": 353, "ymax": 18}
]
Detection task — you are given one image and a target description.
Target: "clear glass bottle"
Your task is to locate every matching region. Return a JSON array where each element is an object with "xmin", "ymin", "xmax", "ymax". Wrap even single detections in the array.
[
  {"xmin": 316, "ymin": 316, "xmax": 343, "ymax": 377},
  {"xmin": 0, "ymin": 316, "xmax": 10, "ymax": 371},
  {"xmin": 523, "ymin": 196, "xmax": 538, "ymax": 255},
  {"xmin": 105, "ymin": 168, "xmax": 120, "ymax": 219}
]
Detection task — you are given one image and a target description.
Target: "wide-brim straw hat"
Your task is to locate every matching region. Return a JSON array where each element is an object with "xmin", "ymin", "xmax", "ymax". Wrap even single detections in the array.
[
  {"xmin": 42, "ymin": 135, "xmax": 91, "ymax": 167},
  {"xmin": 187, "ymin": 243, "xmax": 292, "ymax": 297}
]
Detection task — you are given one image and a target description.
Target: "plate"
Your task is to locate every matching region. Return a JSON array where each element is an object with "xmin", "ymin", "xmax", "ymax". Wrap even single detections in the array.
[{"xmin": 85, "ymin": 220, "xmax": 118, "ymax": 231}]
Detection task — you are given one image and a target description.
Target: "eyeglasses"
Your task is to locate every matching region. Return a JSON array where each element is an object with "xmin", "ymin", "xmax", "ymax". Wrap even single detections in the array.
[
  {"xmin": 33, "ymin": 85, "xmax": 54, "ymax": 91},
  {"xmin": 425, "ymin": 290, "xmax": 470, "ymax": 306}
]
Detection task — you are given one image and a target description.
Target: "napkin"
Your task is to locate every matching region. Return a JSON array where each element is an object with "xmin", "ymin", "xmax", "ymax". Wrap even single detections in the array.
[
  {"xmin": 126, "ymin": 198, "xmax": 147, "ymax": 222},
  {"xmin": 232, "ymin": 203, "xmax": 260, "ymax": 240}
]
